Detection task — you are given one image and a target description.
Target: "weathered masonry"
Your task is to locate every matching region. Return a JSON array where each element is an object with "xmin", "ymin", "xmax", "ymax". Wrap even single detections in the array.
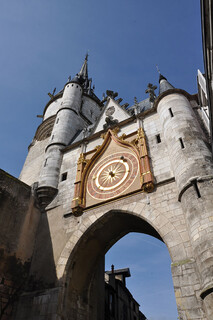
[{"xmin": 1, "ymin": 56, "xmax": 213, "ymax": 320}]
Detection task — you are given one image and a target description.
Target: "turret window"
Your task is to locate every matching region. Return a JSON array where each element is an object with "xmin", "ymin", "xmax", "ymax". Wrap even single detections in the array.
[
  {"xmin": 56, "ymin": 118, "xmax": 59, "ymax": 124},
  {"xmin": 44, "ymin": 159, "xmax": 48, "ymax": 167},
  {"xmin": 51, "ymin": 135, "xmax": 54, "ymax": 140},
  {"xmin": 169, "ymin": 108, "xmax": 174, "ymax": 117},
  {"xmin": 61, "ymin": 172, "xmax": 68, "ymax": 181},
  {"xmin": 179, "ymin": 138, "xmax": 185, "ymax": 149},
  {"xmin": 156, "ymin": 134, "xmax": 161, "ymax": 143},
  {"xmin": 193, "ymin": 180, "xmax": 201, "ymax": 198}
]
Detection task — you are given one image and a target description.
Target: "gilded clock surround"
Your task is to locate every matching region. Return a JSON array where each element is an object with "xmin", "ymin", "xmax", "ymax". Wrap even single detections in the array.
[{"xmin": 71, "ymin": 127, "xmax": 154, "ymax": 214}]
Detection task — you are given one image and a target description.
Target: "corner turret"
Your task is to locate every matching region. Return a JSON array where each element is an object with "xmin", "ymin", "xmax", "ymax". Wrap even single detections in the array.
[{"xmin": 156, "ymin": 82, "xmax": 213, "ymax": 316}]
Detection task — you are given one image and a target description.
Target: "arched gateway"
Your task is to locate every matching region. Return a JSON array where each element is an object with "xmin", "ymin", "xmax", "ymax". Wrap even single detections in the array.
[
  {"xmin": 3, "ymin": 57, "xmax": 213, "ymax": 320},
  {"xmin": 60, "ymin": 208, "xmax": 181, "ymax": 319}
]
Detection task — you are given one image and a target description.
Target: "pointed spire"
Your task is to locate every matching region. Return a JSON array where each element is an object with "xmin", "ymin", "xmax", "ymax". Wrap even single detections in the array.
[
  {"xmin": 68, "ymin": 53, "xmax": 97, "ymax": 97},
  {"xmin": 78, "ymin": 53, "xmax": 88, "ymax": 79},
  {"xmin": 159, "ymin": 74, "xmax": 174, "ymax": 94}
]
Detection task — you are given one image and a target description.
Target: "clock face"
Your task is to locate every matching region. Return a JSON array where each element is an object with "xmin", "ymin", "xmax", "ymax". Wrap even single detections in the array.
[{"xmin": 87, "ymin": 152, "xmax": 139, "ymax": 201}]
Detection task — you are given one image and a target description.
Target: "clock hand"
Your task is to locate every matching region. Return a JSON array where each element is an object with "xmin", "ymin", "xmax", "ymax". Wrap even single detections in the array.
[
  {"xmin": 102, "ymin": 177, "xmax": 110, "ymax": 185},
  {"xmin": 116, "ymin": 170, "xmax": 130, "ymax": 174},
  {"xmin": 112, "ymin": 160, "xmax": 123, "ymax": 172},
  {"xmin": 113, "ymin": 163, "xmax": 122, "ymax": 173}
]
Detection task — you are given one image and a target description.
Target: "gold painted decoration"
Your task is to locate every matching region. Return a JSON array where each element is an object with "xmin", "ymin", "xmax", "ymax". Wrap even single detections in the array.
[
  {"xmin": 87, "ymin": 152, "xmax": 138, "ymax": 201},
  {"xmin": 71, "ymin": 153, "xmax": 87, "ymax": 214},
  {"xmin": 137, "ymin": 127, "xmax": 154, "ymax": 191},
  {"xmin": 101, "ymin": 127, "xmax": 120, "ymax": 140},
  {"xmin": 71, "ymin": 127, "xmax": 154, "ymax": 214}
]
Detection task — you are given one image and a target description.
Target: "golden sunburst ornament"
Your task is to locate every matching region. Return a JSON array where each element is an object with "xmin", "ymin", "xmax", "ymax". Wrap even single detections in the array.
[
  {"xmin": 95, "ymin": 159, "xmax": 129, "ymax": 191},
  {"xmin": 87, "ymin": 152, "xmax": 139, "ymax": 201},
  {"xmin": 101, "ymin": 163, "xmax": 125, "ymax": 184}
]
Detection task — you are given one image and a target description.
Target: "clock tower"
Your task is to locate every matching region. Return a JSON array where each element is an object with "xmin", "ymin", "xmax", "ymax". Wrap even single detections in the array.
[{"xmin": 6, "ymin": 58, "xmax": 213, "ymax": 320}]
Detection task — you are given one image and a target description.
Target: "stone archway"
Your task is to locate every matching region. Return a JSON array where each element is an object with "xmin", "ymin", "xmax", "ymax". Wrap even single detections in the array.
[{"xmin": 57, "ymin": 208, "xmax": 203, "ymax": 320}]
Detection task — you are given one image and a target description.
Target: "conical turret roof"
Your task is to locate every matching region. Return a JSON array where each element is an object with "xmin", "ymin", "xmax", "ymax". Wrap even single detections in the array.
[{"xmin": 159, "ymin": 74, "xmax": 174, "ymax": 94}]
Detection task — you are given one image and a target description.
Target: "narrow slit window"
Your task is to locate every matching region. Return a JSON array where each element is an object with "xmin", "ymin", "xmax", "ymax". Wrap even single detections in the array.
[
  {"xmin": 169, "ymin": 108, "xmax": 174, "ymax": 117},
  {"xmin": 193, "ymin": 181, "xmax": 201, "ymax": 198},
  {"xmin": 156, "ymin": 134, "xmax": 161, "ymax": 143},
  {"xmin": 179, "ymin": 138, "xmax": 185, "ymax": 149},
  {"xmin": 61, "ymin": 172, "xmax": 67, "ymax": 181},
  {"xmin": 56, "ymin": 118, "xmax": 59, "ymax": 124},
  {"xmin": 51, "ymin": 135, "xmax": 54, "ymax": 140},
  {"xmin": 44, "ymin": 159, "xmax": 47, "ymax": 167}
]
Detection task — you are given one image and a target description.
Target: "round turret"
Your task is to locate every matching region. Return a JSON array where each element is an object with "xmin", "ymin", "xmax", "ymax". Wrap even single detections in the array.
[
  {"xmin": 156, "ymin": 77, "xmax": 213, "ymax": 317},
  {"xmin": 35, "ymin": 56, "xmax": 102, "ymax": 208},
  {"xmin": 50, "ymin": 82, "xmax": 83, "ymax": 146},
  {"xmin": 157, "ymin": 90, "xmax": 211, "ymax": 193}
]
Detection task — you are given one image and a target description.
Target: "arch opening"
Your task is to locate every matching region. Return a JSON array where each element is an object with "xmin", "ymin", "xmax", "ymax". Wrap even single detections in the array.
[
  {"xmin": 105, "ymin": 232, "xmax": 178, "ymax": 320},
  {"xmin": 62, "ymin": 210, "xmax": 175, "ymax": 320}
]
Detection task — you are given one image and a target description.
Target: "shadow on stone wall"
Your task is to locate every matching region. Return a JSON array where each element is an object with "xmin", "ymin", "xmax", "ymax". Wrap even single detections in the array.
[
  {"xmin": 28, "ymin": 210, "xmax": 57, "ymax": 290},
  {"xmin": 0, "ymin": 169, "xmax": 57, "ymax": 319}
]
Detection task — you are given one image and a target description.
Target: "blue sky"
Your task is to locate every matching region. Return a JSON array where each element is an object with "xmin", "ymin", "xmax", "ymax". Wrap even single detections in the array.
[
  {"xmin": 0, "ymin": 1, "xmax": 203, "ymax": 319},
  {"xmin": 105, "ymin": 234, "xmax": 178, "ymax": 320}
]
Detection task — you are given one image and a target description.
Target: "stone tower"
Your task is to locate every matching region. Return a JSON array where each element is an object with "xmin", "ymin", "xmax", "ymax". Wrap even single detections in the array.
[
  {"xmin": 20, "ymin": 54, "xmax": 102, "ymax": 206},
  {"xmin": 1, "ymin": 57, "xmax": 213, "ymax": 320}
]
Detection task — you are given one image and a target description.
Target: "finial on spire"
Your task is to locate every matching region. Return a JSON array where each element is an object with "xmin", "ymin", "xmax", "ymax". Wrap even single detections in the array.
[
  {"xmin": 133, "ymin": 97, "xmax": 139, "ymax": 116},
  {"xmin": 78, "ymin": 54, "xmax": 88, "ymax": 79},
  {"xmin": 156, "ymin": 65, "xmax": 161, "ymax": 74},
  {"xmin": 156, "ymin": 65, "xmax": 168, "ymax": 83},
  {"xmin": 134, "ymin": 97, "xmax": 139, "ymax": 108},
  {"xmin": 156, "ymin": 66, "xmax": 168, "ymax": 83}
]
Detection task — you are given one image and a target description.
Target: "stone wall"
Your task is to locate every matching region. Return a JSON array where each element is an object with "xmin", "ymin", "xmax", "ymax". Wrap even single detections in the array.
[{"xmin": 0, "ymin": 170, "xmax": 41, "ymax": 319}]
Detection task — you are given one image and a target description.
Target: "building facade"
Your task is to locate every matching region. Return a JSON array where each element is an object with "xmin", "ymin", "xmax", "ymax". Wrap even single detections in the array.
[
  {"xmin": 0, "ymin": 54, "xmax": 213, "ymax": 320},
  {"xmin": 105, "ymin": 266, "xmax": 146, "ymax": 320}
]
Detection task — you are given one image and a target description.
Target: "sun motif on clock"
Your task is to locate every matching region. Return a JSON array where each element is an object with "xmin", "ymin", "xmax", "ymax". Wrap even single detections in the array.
[{"xmin": 87, "ymin": 152, "xmax": 139, "ymax": 200}]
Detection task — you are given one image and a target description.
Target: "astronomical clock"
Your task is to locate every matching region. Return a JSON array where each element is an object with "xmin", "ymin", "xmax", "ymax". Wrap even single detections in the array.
[{"xmin": 71, "ymin": 127, "xmax": 154, "ymax": 215}]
